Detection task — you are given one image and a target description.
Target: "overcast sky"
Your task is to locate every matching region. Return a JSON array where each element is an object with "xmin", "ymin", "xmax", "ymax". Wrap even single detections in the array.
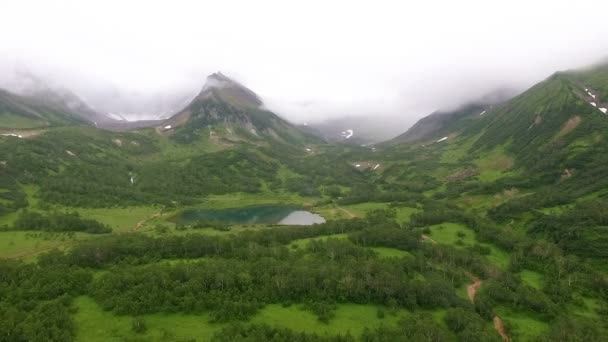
[{"xmin": 1, "ymin": 0, "xmax": 608, "ymax": 128}]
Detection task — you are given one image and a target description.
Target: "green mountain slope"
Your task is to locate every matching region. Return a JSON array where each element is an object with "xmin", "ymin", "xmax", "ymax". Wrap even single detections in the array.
[
  {"xmin": 0, "ymin": 89, "xmax": 90, "ymax": 129},
  {"xmin": 161, "ymin": 72, "xmax": 317, "ymax": 146},
  {"xmin": 1, "ymin": 64, "xmax": 608, "ymax": 342},
  {"xmin": 389, "ymin": 103, "xmax": 488, "ymax": 144}
]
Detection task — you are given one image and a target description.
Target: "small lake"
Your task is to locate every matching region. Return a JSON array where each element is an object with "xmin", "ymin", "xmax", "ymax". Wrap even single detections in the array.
[{"xmin": 176, "ymin": 205, "xmax": 326, "ymax": 225}]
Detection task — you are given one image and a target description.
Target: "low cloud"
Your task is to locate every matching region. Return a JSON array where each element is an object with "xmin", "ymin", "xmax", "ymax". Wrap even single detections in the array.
[{"xmin": 1, "ymin": 0, "xmax": 607, "ymax": 130}]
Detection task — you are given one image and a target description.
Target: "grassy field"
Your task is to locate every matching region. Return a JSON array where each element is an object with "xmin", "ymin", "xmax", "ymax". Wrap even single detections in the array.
[
  {"xmin": 494, "ymin": 306, "xmax": 549, "ymax": 341},
  {"xmin": 0, "ymin": 231, "xmax": 93, "ymax": 260},
  {"xmin": 423, "ymin": 223, "xmax": 510, "ymax": 269},
  {"xmin": 73, "ymin": 206, "xmax": 160, "ymax": 232},
  {"xmin": 570, "ymin": 295, "xmax": 603, "ymax": 320},
  {"xmin": 204, "ymin": 192, "xmax": 318, "ymax": 209},
  {"xmin": 73, "ymin": 297, "xmax": 409, "ymax": 342},
  {"xmin": 519, "ymin": 269, "xmax": 544, "ymax": 290},
  {"xmin": 250, "ymin": 303, "xmax": 407, "ymax": 336},
  {"xmin": 289, "ymin": 233, "xmax": 349, "ymax": 249},
  {"xmin": 475, "ymin": 145, "xmax": 516, "ymax": 182},
  {"xmin": 73, "ymin": 296, "xmax": 222, "ymax": 342},
  {"xmin": 0, "ymin": 112, "xmax": 46, "ymax": 129},
  {"xmin": 316, "ymin": 203, "xmax": 420, "ymax": 223},
  {"xmin": 370, "ymin": 247, "xmax": 412, "ymax": 258}
]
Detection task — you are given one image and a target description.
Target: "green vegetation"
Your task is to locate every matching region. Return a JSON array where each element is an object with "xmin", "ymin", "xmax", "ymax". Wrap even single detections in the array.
[{"xmin": 2, "ymin": 63, "xmax": 608, "ymax": 341}]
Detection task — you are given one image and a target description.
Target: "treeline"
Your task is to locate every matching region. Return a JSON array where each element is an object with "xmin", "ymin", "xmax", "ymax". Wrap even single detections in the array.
[
  {"xmin": 0, "ymin": 170, "xmax": 27, "ymax": 216},
  {"xmin": 409, "ymin": 204, "xmax": 522, "ymax": 251},
  {"xmin": 88, "ymin": 240, "xmax": 467, "ymax": 320},
  {"xmin": 529, "ymin": 199, "xmax": 608, "ymax": 258},
  {"xmin": 487, "ymin": 189, "xmax": 572, "ymax": 222},
  {"xmin": 337, "ymin": 191, "xmax": 424, "ymax": 206},
  {"xmin": 4, "ymin": 210, "xmax": 111, "ymax": 234},
  {"xmin": 0, "ymin": 261, "xmax": 92, "ymax": 342},
  {"xmin": 61, "ymin": 219, "xmax": 369, "ymax": 267}
]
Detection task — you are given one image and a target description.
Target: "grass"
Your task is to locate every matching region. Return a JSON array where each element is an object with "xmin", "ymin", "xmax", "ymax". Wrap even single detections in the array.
[
  {"xmin": 70, "ymin": 206, "xmax": 160, "ymax": 232},
  {"xmin": 316, "ymin": 203, "xmax": 419, "ymax": 223},
  {"xmin": 250, "ymin": 303, "xmax": 407, "ymax": 336},
  {"xmin": 0, "ymin": 231, "xmax": 93, "ymax": 261},
  {"xmin": 73, "ymin": 296, "xmax": 223, "ymax": 342},
  {"xmin": 519, "ymin": 270, "xmax": 544, "ymax": 290},
  {"xmin": 290, "ymin": 233, "xmax": 349, "ymax": 249},
  {"xmin": 494, "ymin": 306, "xmax": 549, "ymax": 342},
  {"xmin": 440, "ymin": 134, "xmax": 480, "ymax": 163},
  {"xmin": 475, "ymin": 145, "xmax": 516, "ymax": 182},
  {"xmin": 370, "ymin": 247, "xmax": 412, "ymax": 258},
  {"xmin": 423, "ymin": 223, "xmax": 510, "ymax": 269},
  {"xmin": 73, "ymin": 297, "xmax": 409, "ymax": 342},
  {"xmin": 0, "ymin": 112, "xmax": 46, "ymax": 129},
  {"xmin": 571, "ymin": 295, "xmax": 603, "ymax": 319},
  {"xmin": 204, "ymin": 192, "xmax": 318, "ymax": 209}
]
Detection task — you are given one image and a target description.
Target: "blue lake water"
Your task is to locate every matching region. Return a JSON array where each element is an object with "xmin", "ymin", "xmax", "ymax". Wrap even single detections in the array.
[{"xmin": 176, "ymin": 205, "xmax": 326, "ymax": 225}]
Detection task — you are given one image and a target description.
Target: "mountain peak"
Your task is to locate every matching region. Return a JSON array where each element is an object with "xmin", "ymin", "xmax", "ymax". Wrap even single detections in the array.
[{"xmin": 199, "ymin": 72, "xmax": 263, "ymax": 108}]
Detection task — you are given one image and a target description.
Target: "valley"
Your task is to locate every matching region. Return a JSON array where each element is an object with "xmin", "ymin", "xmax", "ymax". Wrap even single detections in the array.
[{"xmin": 1, "ymin": 66, "xmax": 608, "ymax": 342}]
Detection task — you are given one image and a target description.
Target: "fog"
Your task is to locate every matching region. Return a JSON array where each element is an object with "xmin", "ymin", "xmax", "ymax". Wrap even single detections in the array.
[{"xmin": 1, "ymin": 0, "xmax": 608, "ymax": 135}]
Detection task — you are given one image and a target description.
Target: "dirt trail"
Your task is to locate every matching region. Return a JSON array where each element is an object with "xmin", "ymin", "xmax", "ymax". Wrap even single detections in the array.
[
  {"xmin": 464, "ymin": 272, "xmax": 511, "ymax": 341},
  {"xmin": 464, "ymin": 272, "xmax": 482, "ymax": 302},
  {"xmin": 133, "ymin": 211, "xmax": 162, "ymax": 231},
  {"xmin": 493, "ymin": 316, "xmax": 510, "ymax": 341},
  {"xmin": 337, "ymin": 206, "xmax": 356, "ymax": 218},
  {"xmin": 10, "ymin": 241, "xmax": 78, "ymax": 260},
  {"xmin": 422, "ymin": 234, "xmax": 437, "ymax": 244}
]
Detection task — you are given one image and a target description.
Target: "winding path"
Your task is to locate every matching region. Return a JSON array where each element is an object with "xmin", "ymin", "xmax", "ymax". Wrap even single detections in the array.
[
  {"xmin": 337, "ymin": 206, "xmax": 356, "ymax": 218},
  {"xmin": 133, "ymin": 211, "xmax": 162, "ymax": 231},
  {"xmin": 464, "ymin": 272, "xmax": 511, "ymax": 341}
]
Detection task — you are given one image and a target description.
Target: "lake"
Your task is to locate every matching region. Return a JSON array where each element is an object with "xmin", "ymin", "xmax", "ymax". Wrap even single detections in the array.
[{"xmin": 175, "ymin": 205, "xmax": 326, "ymax": 225}]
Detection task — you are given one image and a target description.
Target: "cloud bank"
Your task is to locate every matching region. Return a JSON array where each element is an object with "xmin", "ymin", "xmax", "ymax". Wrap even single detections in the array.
[{"xmin": 1, "ymin": 0, "xmax": 608, "ymax": 129}]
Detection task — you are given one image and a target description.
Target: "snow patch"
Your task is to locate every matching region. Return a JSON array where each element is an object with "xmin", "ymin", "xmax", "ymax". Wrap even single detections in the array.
[
  {"xmin": 1, "ymin": 133, "xmax": 22, "ymax": 138},
  {"xmin": 591, "ymin": 102, "xmax": 597, "ymax": 107},
  {"xmin": 479, "ymin": 110, "xmax": 486, "ymax": 116},
  {"xmin": 66, "ymin": 150, "xmax": 76, "ymax": 156},
  {"xmin": 164, "ymin": 125, "xmax": 172, "ymax": 130},
  {"xmin": 355, "ymin": 164, "xmax": 361, "ymax": 168},
  {"xmin": 436, "ymin": 136, "xmax": 448, "ymax": 143},
  {"xmin": 108, "ymin": 113, "xmax": 125, "ymax": 121},
  {"xmin": 373, "ymin": 164, "xmax": 380, "ymax": 170},
  {"xmin": 305, "ymin": 148, "xmax": 312, "ymax": 152},
  {"xmin": 340, "ymin": 129, "xmax": 354, "ymax": 139},
  {"xmin": 600, "ymin": 108, "xmax": 607, "ymax": 114},
  {"xmin": 130, "ymin": 176, "xmax": 135, "ymax": 185}
]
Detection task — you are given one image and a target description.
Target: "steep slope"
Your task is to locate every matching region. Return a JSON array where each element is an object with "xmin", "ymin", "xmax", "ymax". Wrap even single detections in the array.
[
  {"xmin": 390, "ymin": 88, "xmax": 518, "ymax": 144},
  {"xmin": 390, "ymin": 103, "xmax": 488, "ymax": 144},
  {"xmin": 0, "ymin": 71, "xmax": 118, "ymax": 126},
  {"xmin": 0, "ymin": 89, "xmax": 90, "ymax": 129},
  {"xmin": 302, "ymin": 116, "xmax": 403, "ymax": 145},
  {"xmin": 161, "ymin": 72, "xmax": 316, "ymax": 146}
]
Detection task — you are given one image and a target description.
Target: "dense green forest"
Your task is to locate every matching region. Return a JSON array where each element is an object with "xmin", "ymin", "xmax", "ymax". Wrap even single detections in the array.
[{"xmin": 1, "ymin": 64, "xmax": 608, "ymax": 341}]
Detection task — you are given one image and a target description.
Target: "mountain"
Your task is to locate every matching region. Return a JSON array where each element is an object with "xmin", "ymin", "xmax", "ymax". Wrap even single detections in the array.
[
  {"xmin": 382, "ymin": 62, "xmax": 608, "ymax": 198},
  {"xmin": 0, "ymin": 88, "xmax": 91, "ymax": 129},
  {"xmin": 301, "ymin": 115, "xmax": 404, "ymax": 145},
  {"xmin": 160, "ymin": 72, "xmax": 316, "ymax": 145},
  {"xmin": 0, "ymin": 71, "xmax": 121, "ymax": 128},
  {"xmin": 77, "ymin": 84, "xmax": 196, "ymax": 121},
  {"xmin": 390, "ymin": 88, "xmax": 518, "ymax": 144}
]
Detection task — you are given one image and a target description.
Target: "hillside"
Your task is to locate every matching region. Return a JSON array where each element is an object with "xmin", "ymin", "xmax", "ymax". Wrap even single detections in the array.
[
  {"xmin": 390, "ymin": 88, "xmax": 518, "ymax": 144},
  {"xmin": 1, "ymin": 64, "xmax": 607, "ymax": 342},
  {"xmin": 161, "ymin": 72, "xmax": 317, "ymax": 146},
  {"xmin": 0, "ymin": 88, "xmax": 91, "ymax": 129}
]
